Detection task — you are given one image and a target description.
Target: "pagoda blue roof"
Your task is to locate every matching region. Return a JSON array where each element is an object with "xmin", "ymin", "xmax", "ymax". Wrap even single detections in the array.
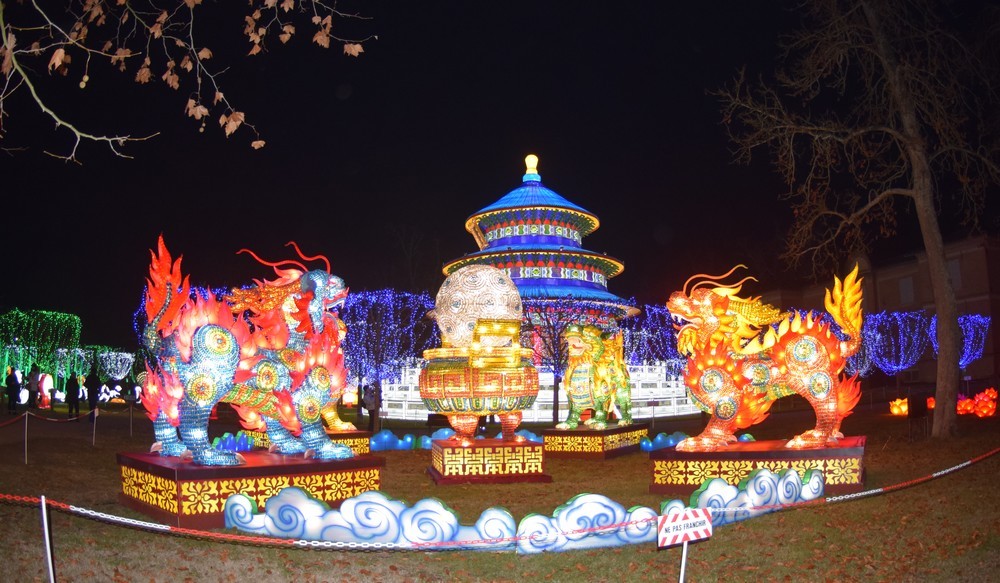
[
  {"xmin": 444, "ymin": 155, "xmax": 634, "ymax": 326},
  {"xmin": 464, "ymin": 155, "xmax": 599, "ymax": 250}
]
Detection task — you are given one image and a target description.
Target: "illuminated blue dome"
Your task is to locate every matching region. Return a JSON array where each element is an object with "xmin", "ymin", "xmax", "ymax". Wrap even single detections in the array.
[{"xmin": 444, "ymin": 154, "xmax": 633, "ymax": 328}]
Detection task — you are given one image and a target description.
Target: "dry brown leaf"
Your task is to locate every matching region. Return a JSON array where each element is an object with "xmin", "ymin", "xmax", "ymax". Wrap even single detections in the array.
[
  {"xmin": 151, "ymin": 23, "xmax": 163, "ymax": 39},
  {"xmin": 110, "ymin": 47, "xmax": 131, "ymax": 65},
  {"xmin": 213, "ymin": 91, "xmax": 224, "ymax": 105},
  {"xmin": 251, "ymin": 140, "xmax": 266, "ymax": 150},
  {"xmin": 156, "ymin": 10, "xmax": 168, "ymax": 24},
  {"xmin": 180, "ymin": 56, "xmax": 193, "ymax": 72},
  {"xmin": 224, "ymin": 111, "xmax": 245, "ymax": 136},
  {"xmin": 161, "ymin": 66, "xmax": 179, "ymax": 89},
  {"xmin": 279, "ymin": 34, "xmax": 291, "ymax": 44},
  {"xmin": 264, "ymin": 0, "xmax": 277, "ymax": 7},
  {"xmin": 281, "ymin": 0, "xmax": 295, "ymax": 12},
  {"xmin": 311, "ymin": 15, "xmax": 321, "ymax": 25},
  {"xmin": 30, "ymin": 41, "xmax": 41, "ymax": 55},
  {"xmin": 0, "ymin": 44, "xmax": 12, "ymax": 77},
  {"xmin": 184, "ymin": 0, "xmax": 202, "ymax": 7},
  {"xmin": 312, "ymin": 30, "xmax": 330, "ymax": 49},
  {"xmin": 184, "ymin": 99, "xmax": 209, "ymax": 120},
  {"xmin": 197, "ymin": 47, "xmax": 212, "ymax": 60},
  {"xmin": 48, "ymin": 47, "xmax": 66, "ymax": 73},
  {"xmin": 135, "ymin": 66, "xmax": 151, "ymax": 84},
  {"xmin": 248, "ymin": 44, "xmax": 262, "ymax": 56},
  {"xmin": 343, "ymin": 43, "xmax": 364, "ymax": 57},
  {"xmin": 101, "ymin": 40, "xmax": 113, "ymax": 53}
]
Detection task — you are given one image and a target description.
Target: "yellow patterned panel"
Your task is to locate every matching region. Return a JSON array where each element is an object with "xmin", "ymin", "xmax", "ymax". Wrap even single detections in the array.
[
  {"xmin": 177, "ymin": 467, "xmax": 382, "ymax": 516},
  {"xmin": 435, "ymin": 444, "xmax": 545, "ymax": 477},
  {"xmin": 544, "ymin": 435, "xmax": 578, "ymax": 452},
  {"xmin": 603, "ymin": 428, "xmax": 647, "ymax": 450},
  {"xmin": 521, "ymin": 447, "xmax": 545, "ymax": 474},
  {"xmin": 786, "ymin": 460, "xmax": 821, "ymax": 479},
  {"xmin": 717, "ymin": 460, "xmax": 754, "ymax": 483},
  {"xmin": 120, "ymin": 466, "xmax": 178, "ymax": 514},
  {"xmin": 753, "ymin": 460, "xmax": 786, "ymax": 474},
  {"xmin": 685, "ymin": 461, "xmax": 722, "ymax": 485},
  {"xmin": 656, "ymin": 455, "xmax": 862, "ymax": 490},
  {"xmin": 544, "ymin": 434, "xmax": 601, "ymax": 452},
  {"xmin": 824, "ymin": 458, "xmax": 861, "ymax": 484},
  {"xmin": 179, "ymin": 480, "xmax": 224, "ymax": 515}
]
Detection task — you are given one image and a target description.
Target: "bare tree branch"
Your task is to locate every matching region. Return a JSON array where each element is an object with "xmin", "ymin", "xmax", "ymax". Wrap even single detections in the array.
[{"xmin": 0, "ymin": 0, "xmax": 373, "ymax": 162}]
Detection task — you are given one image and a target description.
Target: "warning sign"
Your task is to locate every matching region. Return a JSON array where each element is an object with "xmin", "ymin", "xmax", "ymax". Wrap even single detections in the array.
[{"xmin": 657, "ymin": 508, "xmax": 713, "ymax": 549}]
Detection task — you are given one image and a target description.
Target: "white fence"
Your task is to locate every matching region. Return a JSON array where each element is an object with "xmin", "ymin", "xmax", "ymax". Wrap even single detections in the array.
[{"xmin": 379, "ymin": 362, "xmax": 699, "ymax": 423}]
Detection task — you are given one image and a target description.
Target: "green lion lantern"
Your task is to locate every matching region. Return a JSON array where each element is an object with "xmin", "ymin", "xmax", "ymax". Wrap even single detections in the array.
[{"xmin": 557, "ymin": 324, "xmax": 632, "ymax": 430}]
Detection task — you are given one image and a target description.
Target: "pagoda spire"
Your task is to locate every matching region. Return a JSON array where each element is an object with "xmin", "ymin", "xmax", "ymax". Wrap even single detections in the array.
[{"xmin": 523, "ymin": 154, "xmax": 540, "ymax": 182}]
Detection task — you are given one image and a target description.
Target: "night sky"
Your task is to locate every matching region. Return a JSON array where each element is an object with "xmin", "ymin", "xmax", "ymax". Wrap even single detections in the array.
[{"xmin": 0, "ymin": 2, "xmax": 950, "ymax": 349}]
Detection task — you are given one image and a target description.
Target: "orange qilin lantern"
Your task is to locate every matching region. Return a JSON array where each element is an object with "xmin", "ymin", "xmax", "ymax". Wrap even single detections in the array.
[{"xmin": 889, "ymin": 398, "xmax": 908, "ymax": 416}]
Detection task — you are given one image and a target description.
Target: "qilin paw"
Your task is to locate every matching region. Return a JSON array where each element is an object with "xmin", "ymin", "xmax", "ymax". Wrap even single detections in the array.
[
  {"xmin": 192, "ymin": 449, "xmax": 245, "ymax": 466},
  {"xmin": 675, "ymin": 434, "xmax": 734, "ymax": 452},
  {"xmin": 311, "ymin": 442, "xmax": 354, "ymax": 460},
  {"xmin": 785, "ymin": 430, "xmax": 838, "ymax": 449}
]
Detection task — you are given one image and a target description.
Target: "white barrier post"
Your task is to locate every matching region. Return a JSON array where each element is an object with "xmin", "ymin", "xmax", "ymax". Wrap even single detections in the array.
[
  {"xmin": 40, "ymin": 495, "xmax": 56, "ymax": 583},
  {"xmin": 678, "ymin": 540, "xmax": 689, "ymax": 582},
  {"xmin": 92, "ymin": 408, "xmax": 98, "ymax": 446},
  {"xmin": 24, "ymin": 412, "xmax": 28, "ymax": 465}
]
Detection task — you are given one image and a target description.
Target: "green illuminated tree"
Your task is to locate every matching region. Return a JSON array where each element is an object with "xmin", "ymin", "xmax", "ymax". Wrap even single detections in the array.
[
  {"xmin": 0, "ymin": 308, "xmax": 81, "ymax": 375},
  {"xmin": 717, "ymin": 0, "xmax": 1000, "ymax": 438}
]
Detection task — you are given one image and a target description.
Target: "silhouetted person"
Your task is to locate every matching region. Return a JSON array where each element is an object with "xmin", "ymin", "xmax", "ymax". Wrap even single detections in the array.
[
  {"xmin": 86, "ymin": 364, "xmax": 101, "ymax": 422},
  {"xmin": 26, "ymin": 363, "xmax": 40, "ymax": 408},
  {"xmin": 65, "ymin": 373, "xmax": 81, "ymax": 420},
  {"xmin": 5, "ymin": 366, "xmax": 19, "ymax": 414},
  {"xmin": 363, "ymin": 384, "xmax": 381, "ymax": 433}
]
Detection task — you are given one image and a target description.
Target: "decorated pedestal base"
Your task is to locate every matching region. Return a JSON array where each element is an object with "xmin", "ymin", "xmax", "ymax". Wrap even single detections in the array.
[
  {"xmin": 428, "ymin": 439, "xmax": 552, "ymax": 485},
  {"xmin": 649, "ymin": 436, "xmax": 866, "ymax": 497},
  {"xmin": 542, "ymin": 423, "xmax": 650, "ymax": 459},
  {"xmin": 118, "ymin": 451, "xmax": 384, "ymax": 529},
  {"xmin": 242, "ymin": 429, "xmax": 373, "ymax": 455}
]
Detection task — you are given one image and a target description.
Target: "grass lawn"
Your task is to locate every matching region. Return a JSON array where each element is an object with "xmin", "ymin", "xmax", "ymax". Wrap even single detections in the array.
[{"xmin": 0, "ymin": 397, "xmax": 997, "ymax": 582}]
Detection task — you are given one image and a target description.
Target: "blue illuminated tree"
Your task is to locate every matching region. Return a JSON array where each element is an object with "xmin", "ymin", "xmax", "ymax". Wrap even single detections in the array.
[
  {"xmin": 620, "ymin": 304, "xmax": 683, "ymax": 376},
  {"xmin": 866, "ymin": 311, "xmax": 930, "ymax": 378},
  {"xmin": 340, "ymin": 289, "xmax": 437, "ymax": 422},
  {"xmin": 929, "ymin": 314, "xmax": 991, "ymax": 370}
]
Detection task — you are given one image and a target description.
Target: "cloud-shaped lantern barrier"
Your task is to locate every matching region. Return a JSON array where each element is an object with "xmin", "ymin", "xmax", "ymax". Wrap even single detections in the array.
[{"xmin": 223, "ymin": 468, "xmax": 825, "ymax": 552}]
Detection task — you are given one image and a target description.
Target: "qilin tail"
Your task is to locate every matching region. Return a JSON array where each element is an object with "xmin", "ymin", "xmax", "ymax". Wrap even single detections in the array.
[
  {"xmin": 144, "ymin": 236, "xmax": 190, "ymax": 349},
  {"xmin": 824, "ymin": 264, "xmax": 864, "ymax": 359}
]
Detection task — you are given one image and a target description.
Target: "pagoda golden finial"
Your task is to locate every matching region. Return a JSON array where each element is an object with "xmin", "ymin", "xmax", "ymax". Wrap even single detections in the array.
[{"xmin": 525, "ymin": 154, "xmax": 539, "ymax": 174}]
